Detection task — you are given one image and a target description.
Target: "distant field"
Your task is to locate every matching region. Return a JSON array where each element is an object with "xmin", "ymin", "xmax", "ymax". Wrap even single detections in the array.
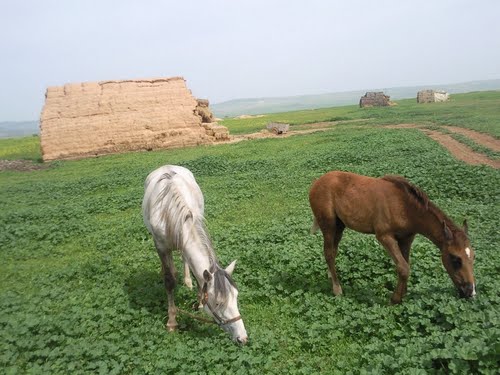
[
  {"xmin": 212, "ymin": 79, "xmax": 500, "ymax": 117},
  {"xmin": 220, "ymin": 91, "xmax": 500, "ymax": 137},
  {"xmin": 1, "ymin": 91, "xmax": 499, "ymax": 374}
]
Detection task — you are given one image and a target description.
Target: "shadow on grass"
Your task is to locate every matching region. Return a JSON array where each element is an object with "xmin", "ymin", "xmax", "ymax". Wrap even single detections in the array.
[
  {"xmin": 123, "ymin": 269, "xmax": 165, "ymax": 317},
  {"xmin": 123, "ymin": 269, "xmax": 221, "ymax": 338}
]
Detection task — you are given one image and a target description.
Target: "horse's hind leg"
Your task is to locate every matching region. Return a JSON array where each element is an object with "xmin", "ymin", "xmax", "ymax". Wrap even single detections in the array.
[
  {"xmin": 321, "ymin": 217, "xmax": 345, "ymax": 296},
  {"xmin": 156, "ymin": 243, "xmax": 178, "ymax": 331}
]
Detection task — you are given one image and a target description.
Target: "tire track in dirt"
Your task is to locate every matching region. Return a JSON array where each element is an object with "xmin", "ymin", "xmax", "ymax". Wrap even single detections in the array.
[
  {"xmin": 443, "ymin": 126, "xmax": 500, "ymax": 152},
  {"xmin": 385, "ymin": 124, "xmax": 500, "ymax": 169},
  {"xmin": 421, "ymin": 130, "xmax": 500, "ymax": 168},
  {"xmin": 231, "ymin": 121, "xmax": 500, "ymax": 169}
]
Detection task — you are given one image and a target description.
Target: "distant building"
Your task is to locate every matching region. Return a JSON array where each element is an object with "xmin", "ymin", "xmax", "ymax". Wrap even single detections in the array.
[
  {"xmin": 359, "ymin": 92, "xmax": 391, "ymax": 108},
  {"xmin": 266, "ymin": 122, "xmax": 289, "ymax": 135},
  {"xmin": 417, "ymin": 90, "xmax": 449, "ymax": 103}
]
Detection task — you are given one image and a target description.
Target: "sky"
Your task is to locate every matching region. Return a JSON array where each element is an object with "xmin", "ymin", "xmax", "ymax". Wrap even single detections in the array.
[{"xmin": 1, "ymin": 0, "xmax": 499, "ymax": 121}]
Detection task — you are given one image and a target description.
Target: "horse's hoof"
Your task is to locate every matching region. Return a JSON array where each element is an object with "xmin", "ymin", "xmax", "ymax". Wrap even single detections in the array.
[
  {"xmin": 166, "ymin": 323, "xmax": 178, "ymax": 332},
  {"xmin": 390, "ymin": 296, "xmax": 402, "ymax": 305},
  {"xmin": 333, "ymin": 286, "xmax": 343, "ymax": 296}
]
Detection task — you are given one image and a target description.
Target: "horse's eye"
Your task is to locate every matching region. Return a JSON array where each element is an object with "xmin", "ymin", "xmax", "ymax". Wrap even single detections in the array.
[{"xmin": 450, "ymin": 255, "xmax": 462, "ymax": 270}]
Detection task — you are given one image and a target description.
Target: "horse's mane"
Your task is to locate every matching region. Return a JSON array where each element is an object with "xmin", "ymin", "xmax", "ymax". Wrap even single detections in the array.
[
  {"xmin": 155, "ymin": 172, "xmax": 237, "ymax": 306},
  {"xmin": 382, "ymin": 175, "xmax": 430, "ymax": 209},
  {"xmin": 382, "ymin": 175, "xmax": 458, "ymax": 231}
]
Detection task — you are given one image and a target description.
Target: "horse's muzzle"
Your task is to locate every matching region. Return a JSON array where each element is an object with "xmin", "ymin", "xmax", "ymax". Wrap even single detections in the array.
[
  {"xmin": 458, "ymin": 282, "xmax": 476, "ymax": 298},
  {"xmin": 236, "ymin": 336, "xmax": 248, "ymax": 345}
]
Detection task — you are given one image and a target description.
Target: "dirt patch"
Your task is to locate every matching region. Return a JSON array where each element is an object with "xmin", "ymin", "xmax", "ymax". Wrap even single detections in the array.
[
  {"xmin": 234, "ymin": 114, "xmax": 266, "ymax": 119},
  {"xmin": 385, "ymin": 124, "xmax": 500, "ymax": 169},
  {"xmin": 229, "ymin": 121, "xmax": 500, "ymax": 169},
  {"xmin": 0, "ymin": 160, "xmax": 48, "ymax": 172},
  {"xmin": 228, "ymin": 119, "xmax": 367, "ymax": 143},
  {"xmin": 422, "ymin": 130, "xmax": 500, "ymax": 168},
  {"xmin": 230, "ymin": 126, "xmax": 334, "ymax": 143},
  {"xmin": 384, "ymin": 123, "xmax": 420, "ymax": 129},
  {"xmin": 443, "ymin": 126, "xmax": 500, "ymax": 152}
]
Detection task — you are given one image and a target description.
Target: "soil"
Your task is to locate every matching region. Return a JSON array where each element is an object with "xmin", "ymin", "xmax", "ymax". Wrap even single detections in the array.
[
  {"xmin": 422, "ymin": 130, "xmax": 500, "ymax": 168},
  {"xmin": 0, "ymin": 159, "xmax": 48, "ymax": 172},
  {"xmin": 233, "ymin": 122, "xmax": 500, "ymax": 169},
  {"xmin": 443, "ymin": 126, "xmax": 500, "ymax": 152},
  {"xmin": 384, "ymin": 124, "xmax": 500, "ymax": 169}
]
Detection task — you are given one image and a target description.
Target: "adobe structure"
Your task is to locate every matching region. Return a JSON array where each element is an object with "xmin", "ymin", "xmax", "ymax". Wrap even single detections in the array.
[
  {"xmin": 417, "ymin": 90, "xmax": 449, "ymax": 104},
  {"xmin": 359, "ymin": 92, "xmax": 391, "ymax": 108},
  {"xmin": 39, "ymin": 77, "xmax": 229, "ymax": 161}
]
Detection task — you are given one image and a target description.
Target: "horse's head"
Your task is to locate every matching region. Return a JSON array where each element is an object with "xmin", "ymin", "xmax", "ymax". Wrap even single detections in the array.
[
  {"xmin": 202, "ymin": 261, "xmax": 248, "ymax": 345},
  {"xmin": 441, "ymin": 220, "xmax": 476, "ymax": 298}
]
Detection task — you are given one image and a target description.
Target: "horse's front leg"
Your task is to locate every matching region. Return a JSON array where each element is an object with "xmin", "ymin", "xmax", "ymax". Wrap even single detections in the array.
[
  {"xmin": 183, "ymin": 261, "xmax": 193, "ymax": 290},
  {"xmin": 158, "ymin": 249, "xmax": 178, "ymax": 331},
  {"xmin": 376, "ymin": 233, "xmax": 410, "ymax": 304},
  {"xmin": 397, "ymin": 234, "xmax": 415, "ymax": 297}
]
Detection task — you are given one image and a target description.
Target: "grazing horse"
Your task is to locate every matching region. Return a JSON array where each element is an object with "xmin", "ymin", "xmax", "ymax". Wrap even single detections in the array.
[
  {"xmin": 142, "ymin": 165, "xmax": 248, "ymax": 344},
  {"xmin": 309, "ymin": 171, "xmax": 476, "ymax": 304}
]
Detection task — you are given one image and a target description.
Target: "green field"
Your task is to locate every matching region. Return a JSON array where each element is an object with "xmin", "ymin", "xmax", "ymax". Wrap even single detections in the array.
[
  {"xmin": 220, "ymin": 91, "xmax": 500, "ymax": 136},
  {"xmin": 1, "ymin": 92, "xmax": 499, "ymax": 374}
]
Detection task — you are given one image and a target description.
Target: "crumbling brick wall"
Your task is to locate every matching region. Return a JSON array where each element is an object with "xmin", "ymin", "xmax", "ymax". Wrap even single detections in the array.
[
  {"xmin": 359, "ymin": 92, "xmax": 391, "ymax": 108},
  {"xmin": 417, "ymin": 90, "xmax": 449, "ymax": 103},
  {"xmin": 39, "ymin": 77, "xmax": 225, "ymax": 161}
]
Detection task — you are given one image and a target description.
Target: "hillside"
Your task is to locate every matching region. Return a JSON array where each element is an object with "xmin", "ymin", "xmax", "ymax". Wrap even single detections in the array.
[
  {"xmin": 211, "ymin": 79, "xmax": 500, "ymax": 118},
  {"xmin": 0, "ymin": 121, "xmax": 39, "ymax": 138}
]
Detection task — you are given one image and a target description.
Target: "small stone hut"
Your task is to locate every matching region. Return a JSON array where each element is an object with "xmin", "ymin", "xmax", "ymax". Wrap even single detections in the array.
[
  {"xmin": 359, "ymin": 92, "xmax": 391, "ymax": 108},
  {"xmin": 417, "ymin": 90, "xmax": 449, "ymax": 104},
  {"xmin": 39, "ymin": 77, "xmax": 228, "ymax": 161},
  {"xmin": 266, "ymin": 122, "xmax": 289, "ymax": 135}
]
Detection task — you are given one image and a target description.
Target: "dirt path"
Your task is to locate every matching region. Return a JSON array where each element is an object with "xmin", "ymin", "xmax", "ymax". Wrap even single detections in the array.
[
  {"xmin": 3, "ymin": 122, "xmax": 499, "ymax": 171},
  {"xmin": 0, "ymin": 159, "xmax": 48, "ymax": 172},
  {"xmin": 385, "ymin": 124, "xmax": 500, "ymax": 169},
  {"xmin": 443, "ymin": 126, "xmax": 500, "ymax": 152},
  {"xmin": 422, "ymin": 130, "xmax": 500, "ymax": 168},
  {"xmin": 230, "ymin": 121, "xmax": 500, "ymax": 168}
]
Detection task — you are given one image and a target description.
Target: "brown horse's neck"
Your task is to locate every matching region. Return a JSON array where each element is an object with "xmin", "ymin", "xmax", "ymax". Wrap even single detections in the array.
[
  {"xmin": 382, "ymin": 175, "xmax": 458, "ymax": 252},
  {"xmin": 413, "ymin": 203, "xmax": 456, "ymax": 251}
]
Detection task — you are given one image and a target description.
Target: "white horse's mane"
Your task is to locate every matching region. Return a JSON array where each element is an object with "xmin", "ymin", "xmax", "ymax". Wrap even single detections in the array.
[{"xmin": 154, "ymin": 172, "xmax": 217, "ymax": 267}]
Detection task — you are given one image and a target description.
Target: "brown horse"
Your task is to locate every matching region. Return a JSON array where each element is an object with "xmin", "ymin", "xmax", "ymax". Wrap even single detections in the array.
[{"xmin": 309, "ymin": 171, "xmax": 476, "ymax": 304}]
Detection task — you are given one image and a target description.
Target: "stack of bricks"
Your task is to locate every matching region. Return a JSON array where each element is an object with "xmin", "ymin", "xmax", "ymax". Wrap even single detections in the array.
[
  {"xmin": 39, "ymin": 77, "xmax": 227, "ymax": 161},
  {"xmin": 417, "ymin": 90, "xmax": 449, "ymax": 103},
  {"xmin": 202, "ymin": 123, "xmax": 230, "ymax": 140},
  {"xmin": 266, "ymin": 122, "xmax": 290, "ymax": 135},
  {"xmin": 359, "ymin": 92, "xmax": 391, "ymax": 108}
]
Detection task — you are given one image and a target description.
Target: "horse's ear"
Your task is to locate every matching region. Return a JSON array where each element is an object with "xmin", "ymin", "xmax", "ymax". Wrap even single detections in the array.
[
  {"xmin": 443, "ymin": 221, "xmax": 453, "ymax": 241},
  {"xmin": 203, "ymin": 270, "xmax": 212, "ymax": 282},
  {"xmin": 463, "ymin": 219, "xmax": 468, "ymax": 235},
  {"xmin": 225, "ymin": 260, "xmax": 237, "ymax": 276}
]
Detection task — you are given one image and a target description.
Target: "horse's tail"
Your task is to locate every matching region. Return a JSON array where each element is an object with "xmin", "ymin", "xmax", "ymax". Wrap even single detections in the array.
[{"xmin": 310, "ymin": 217, "xmax": 320, "ymax": 234}]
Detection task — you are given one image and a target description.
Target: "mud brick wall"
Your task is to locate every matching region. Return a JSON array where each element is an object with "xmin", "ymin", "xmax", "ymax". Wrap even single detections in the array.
[
  {"xmin": 359, "ymin": 92, "xmax": 391, "ymax": 107},
  {"xmin": 417, "ymin": 90, "xmax": 450, "ymax": 103},
  {"xmin": 40, "ymin": 77, "xmax": 216, "ymax": 161}
]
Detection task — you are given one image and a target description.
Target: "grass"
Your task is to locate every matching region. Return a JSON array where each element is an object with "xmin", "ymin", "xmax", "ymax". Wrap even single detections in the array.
[
  {"xmin": 221, "ymin": 91, "xmax": 500, "ymax": 137},
  {"xmin": 0, "ymin": 135, "xmax": 42, "ymax": 161},
  {"xmin": 1, "ymin": 92, "xmax": 499, "ymax": 374}
]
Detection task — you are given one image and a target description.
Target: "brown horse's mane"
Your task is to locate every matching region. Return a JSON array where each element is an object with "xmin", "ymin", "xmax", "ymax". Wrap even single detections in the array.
[{"xmin": 382, "ymin": 175, "xmax": 459, "ymax": 232}]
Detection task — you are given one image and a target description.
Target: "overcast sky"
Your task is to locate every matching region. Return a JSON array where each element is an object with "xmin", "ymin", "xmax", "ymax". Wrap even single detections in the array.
[{"xmin": 1, "ymin": 0, "xmax": 499, "ymax": 121}]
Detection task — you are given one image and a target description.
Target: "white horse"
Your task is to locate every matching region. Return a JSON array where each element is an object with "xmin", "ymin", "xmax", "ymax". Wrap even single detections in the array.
[{"xmin": 142, "ymin": 165, "xmax": 248, "ymax": 344}]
